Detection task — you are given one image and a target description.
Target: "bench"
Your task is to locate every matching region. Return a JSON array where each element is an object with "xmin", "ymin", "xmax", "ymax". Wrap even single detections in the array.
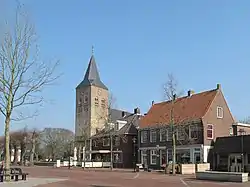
[
  {"xmin": 0, "ymin": 168, "xmax": 28, "ymax": 182},
  {"xmin": 196, "ymin": 171, "xmax": 249, "ymax": 183},
  {"xmin": 11, "ymin": 168, "xmax": 29, "ymax": 181}
]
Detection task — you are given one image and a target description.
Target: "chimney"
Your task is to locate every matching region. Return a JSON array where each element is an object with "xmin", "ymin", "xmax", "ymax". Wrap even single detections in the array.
[
  {"xmin": 134, "ymin": 107, "xmax": 140, "ymax": 114},
  {"xmin": 187, "ymin": 90, "xmax": 195, "ymax": 97},
  {"xmin": 173, "ymin": 94, "xmax": 176, "ymax": 101},
  {"xmin": 152, "ymin": 100, "xmax": 154, "ymax": 106},
  {"xmin": 217, "ymin": 84, "xmax": 221, "ymax": 90},
  {"xmin": 122, "ymin": 111, "xmax": 126, "ymax": 118}
]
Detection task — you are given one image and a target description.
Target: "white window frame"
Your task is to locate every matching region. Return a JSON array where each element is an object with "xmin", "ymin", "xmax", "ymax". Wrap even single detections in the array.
[
  {"xmin": 160, "ymin": 128, "xmax": 166, "ymax": 142},
  {"xmin": 140, "ymin": 131, "xmax": 147, "ymax": 143},
  {"xmin": 217, "ymin": 106, "xmax": 223, "ymax": 119},
  {"xmin": 150, "ymin": 130, "xmax": 157, "ymax": 143},
  {"xmin": 141, "ymin": 150, "xmax": 147, "ymax": 165},
  {"xmin": 229, "ymin": 127, "xmax": 233, "ymax": 136},
  {"xmin": 207, "ymin": 124, "xmax": 214, "ymax": 139},
  {"xmin": 167, "ymin": 128, "xmax": 172, "ymax": 141},
  {"xmin": 150, "ymin": 150, "xmax": 157, "ymax": 165}
]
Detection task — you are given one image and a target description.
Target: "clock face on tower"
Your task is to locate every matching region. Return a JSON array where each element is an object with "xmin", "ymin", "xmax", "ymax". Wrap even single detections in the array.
[{"xmin": 98, "ymin": 89, "xmax": 102, "ymax": 96}]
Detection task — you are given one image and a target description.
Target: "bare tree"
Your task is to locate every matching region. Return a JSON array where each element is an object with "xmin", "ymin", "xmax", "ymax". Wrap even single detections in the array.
[
  {"xmin": 40, "ymin": 128, "xmax": 74, "ymax": 161},
  {"xmin": 162, "ymin": 73, "xmax": 202, "ymax": 174},
  {"xmin": 73, "ymin": 124, "xmax": 89, "ymax": 169},
  {"xmin": 162, "ymin": 73, "xmax": 180, "ymax": 174},
  {"xmin": 9, "ymin": 127, "xmax": 29, "ymax": 165},
  {"xmin": 0, "ymin": 4, "xmax": 59, "ymax": 179},
  {"xmin": 239, "ymin": 117, "xmax": 250, "ymax": 124}
]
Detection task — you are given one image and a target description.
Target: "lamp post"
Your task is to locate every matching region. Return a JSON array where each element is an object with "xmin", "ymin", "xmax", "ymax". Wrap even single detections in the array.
[{"xmin": 132, "ymin": 137, "xmax": 137, "ymax": 172}]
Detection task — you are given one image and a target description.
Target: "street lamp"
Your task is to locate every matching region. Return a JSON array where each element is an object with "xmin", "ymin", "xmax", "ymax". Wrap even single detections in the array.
[{"xmin": 132, "ymin": 137, "xmax": 137, "ymax": 172}]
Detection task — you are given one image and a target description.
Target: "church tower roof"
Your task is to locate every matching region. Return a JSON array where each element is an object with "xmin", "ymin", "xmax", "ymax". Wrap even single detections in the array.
[{"xmin": 76, "ymin": 54, "xmax": 108, "ymax": 90}]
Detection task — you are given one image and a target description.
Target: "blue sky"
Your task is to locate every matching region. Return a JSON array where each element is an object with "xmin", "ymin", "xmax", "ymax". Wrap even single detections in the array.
[{"xmin": 1, "ymin": 0, "xmax": 250, "ymax": 133}]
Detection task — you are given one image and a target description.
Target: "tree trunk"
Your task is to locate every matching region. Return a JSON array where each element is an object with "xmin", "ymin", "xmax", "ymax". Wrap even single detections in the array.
[
  {"xmin": 29, "ymin": 140, "xmax": 35, "ymax": 166},
  {"xmin": 13, "ymin": 145, "xmax": 18, "ymax": 165},
  {"xmin": 4, "ymin": 116, "xmax": 11, "ymax": 181},
  {"xmin": 172, "ymin": 132, "xmax": 176, "ymax": 175},
  {"xmin": 20, "ymin": 146, "xmax": 25, "ymax": 166}
]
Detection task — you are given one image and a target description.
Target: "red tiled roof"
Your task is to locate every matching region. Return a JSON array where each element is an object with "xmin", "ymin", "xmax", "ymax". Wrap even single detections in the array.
[{"xmin": 139, "ymin": 89, "xmax": 218, "ymax": 128}]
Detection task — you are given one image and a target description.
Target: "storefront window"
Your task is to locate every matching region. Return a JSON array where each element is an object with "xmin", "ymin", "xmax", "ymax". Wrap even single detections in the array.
[{"xmin": 176, "ymin": 149, "xmax": 191, "ymax": 164}]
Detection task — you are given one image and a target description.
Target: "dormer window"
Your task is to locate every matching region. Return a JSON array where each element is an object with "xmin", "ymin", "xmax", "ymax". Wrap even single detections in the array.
[
  {"xmin": 217, "ymin": 106, "xmax": 223, "ymax": 119},
  {"xmin": 115, "ymin": 123, "xmax": 119, "ymax": 131}
]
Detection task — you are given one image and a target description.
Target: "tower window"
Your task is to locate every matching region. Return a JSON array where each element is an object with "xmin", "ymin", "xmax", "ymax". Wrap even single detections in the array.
[
  {"xmin": 84, "ymin": 95, "xmax": 88, "ymax": 103},
  {"xmin": 84, "ymin": 106, "xmax": 88, "ymax": 112},
  {"xmin": 101, "ymin": 99, "xmax": 106, "ymax": 108},
  {"xmin": 78, "ymin": 98, "xmax": 82, "ymax": 105},
  {"xmin": 78, "ymin": 106, "xmax": 82, "ymax": 113},
  {"xmin": 95, "ymin": 97, "xmax": 99, "ymax": 106}
]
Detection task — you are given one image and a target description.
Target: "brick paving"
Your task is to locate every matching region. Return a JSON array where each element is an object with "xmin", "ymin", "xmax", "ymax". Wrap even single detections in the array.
[{"xmin": 8, "ymin": 166, "xmax": 249, "ymax": 187}]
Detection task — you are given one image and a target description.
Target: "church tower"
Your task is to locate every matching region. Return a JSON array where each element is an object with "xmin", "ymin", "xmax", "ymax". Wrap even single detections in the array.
[{"xmin": 75, "ymin": 52, "xmax": 108, "ymax": 139}]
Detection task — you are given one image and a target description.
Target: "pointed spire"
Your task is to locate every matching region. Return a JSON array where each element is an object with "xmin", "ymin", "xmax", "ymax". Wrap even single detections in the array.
[
  {"xmin": 76, "ymin": 47, "xmax": 108, "ymax": 90},
  {"xmin": 92, "ymin": 45, "xmax": 94, "ymax": 55}
]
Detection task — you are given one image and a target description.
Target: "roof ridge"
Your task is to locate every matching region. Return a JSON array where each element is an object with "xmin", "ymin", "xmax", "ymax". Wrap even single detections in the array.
[{"xmin": 154, "ymin": 88, "xmax": 217, "ymax": 106}]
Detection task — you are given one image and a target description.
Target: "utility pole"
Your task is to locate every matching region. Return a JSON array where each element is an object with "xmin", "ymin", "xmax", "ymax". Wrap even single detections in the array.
[{"xmin": 171, "ymin": 94, "xmax": 176, "ymax": 175}]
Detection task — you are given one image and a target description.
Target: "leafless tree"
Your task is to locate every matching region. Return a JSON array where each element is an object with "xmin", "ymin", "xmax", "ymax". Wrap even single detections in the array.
[
  {"xmin": 75, "ymin": 125, "xmax": 89, "ymax": 169},
  {"xmin": 9, "ymin": 127, "xmax": 29, "ymax": 165},
  {"xmin": 163, "ymin": 73, "xmax": 184, "ymax": 101},
  {"xmin": 40, "ymin": 128, "xmax": 74, "ymax": 161},
  {"xmin": 239, "ymin": 117, "xmax": 250, "ymax": 124},
  {"xmin": 94, "ymin": 93, "xmax": 135, "ymax": 170},
  {"xmin": 0, "ymin": 4, "xmax": 59, "ymax": 179},
  {"xmin": 162, "ymin": 73, "xmax": 202, "ymax": 174}
]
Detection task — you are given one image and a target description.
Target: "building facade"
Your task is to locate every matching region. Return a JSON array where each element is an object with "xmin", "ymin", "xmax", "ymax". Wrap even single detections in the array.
[
  {"xmin": 87, "ymin": 108, "xmax": 141, "ymax": 168},
  {"xmin": 138, "ymin": 84, "xmax": 235, "ymax": 170},
  {"xmin": 212, "ymin": 132, "xmax": 250, "ymax": 173}
]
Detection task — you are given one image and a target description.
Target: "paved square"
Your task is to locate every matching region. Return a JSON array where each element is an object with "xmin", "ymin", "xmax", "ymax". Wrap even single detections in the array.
[{"xmin": 2, "ymin": 166, "xmax": 248, "ymax": 187}]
